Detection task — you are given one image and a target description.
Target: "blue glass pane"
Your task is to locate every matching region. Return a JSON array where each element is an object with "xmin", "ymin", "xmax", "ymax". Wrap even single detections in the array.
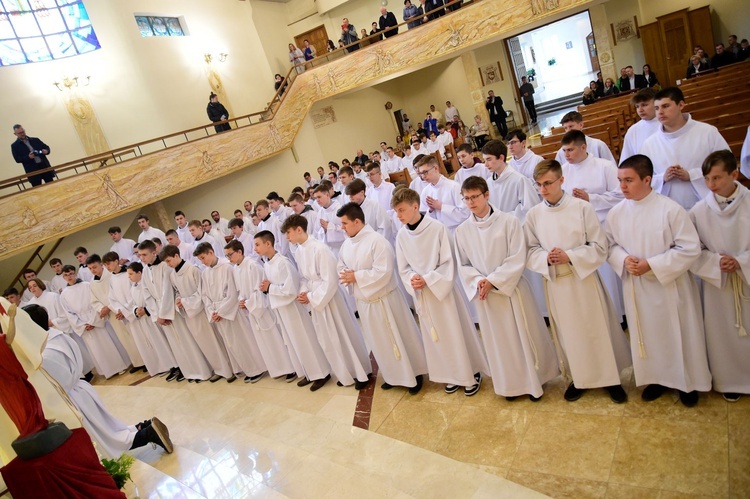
[
  {"xmin": 0, "ymin": 38, "xmax": 25, "ymax": 64},
  {"xmin": 1, "ymin": 1, "xmax": 30, "ymax": 14},
  {"xmin": 149, "ymin": 17, "xmax": 168, "ymax": 37},
  {"xmin": 70, "ymin": 24, "xmax": 97, "ymax": 53},
  {"xmin": 0, "ymin": 13, "xmax": 16, "ymax": 38},
  {"xmin": 10, "ymin": 11, "xmax": 40, "ymax": 37},
  {"xmin": 45, "ymin": 31, "xmax": 72, "ymax": 57},
  {"xmin": 135, "ymin": 16, "xmax": 152, "ymax": 37},
  {"xmin": 19, "ymin": 35, "xmax": 50, "ymax": 61},
  {"xmin": 59, "ymin": 1, "xmax": 89, "ymax": 31},
  {"xmin": 37, "ymin": 6, "xmax": 66, "ymax": 34},
  {"xmin": 166, "ymin": 17, "xmax": 182, "ymax": 36}
]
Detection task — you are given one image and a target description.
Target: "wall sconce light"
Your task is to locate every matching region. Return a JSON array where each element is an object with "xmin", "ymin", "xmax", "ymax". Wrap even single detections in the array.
[
  {"xmin": 53, "ymin": 75, "xmax": 91, "ymax": 92},
  {"xmin": 204, "ymin": 52, "xmax": 229, "ymax": 64}
]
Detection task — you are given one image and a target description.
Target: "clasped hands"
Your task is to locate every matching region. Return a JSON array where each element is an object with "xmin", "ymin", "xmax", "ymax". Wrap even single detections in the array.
[
  {"xmin": 547, "ymin": 247, "xmax": 570, "ymax": 266},
  {"xmin": 664, "ymin": 165, "xmax": 690, "ymax": 182},
  {"xmin": 625, "ymin": 256, "xmax": 651, "ymax": 276}
]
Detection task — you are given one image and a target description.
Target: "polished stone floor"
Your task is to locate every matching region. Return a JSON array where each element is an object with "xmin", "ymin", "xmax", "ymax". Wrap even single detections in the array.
[{"xmin": 90, "ymin": 359, "xmax": 749, "ymax": 498}]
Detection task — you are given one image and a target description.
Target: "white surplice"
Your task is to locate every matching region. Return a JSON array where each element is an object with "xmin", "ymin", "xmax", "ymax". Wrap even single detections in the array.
[
  {"xmin": 338, "ymin": 226, "xmax": 428, "ymax": 387},
  {"xmin": 690, "ymin": 183, "xmax": 750, "ymax": 393},
  {"xmin": 259, "ymin": 213, "xmax": 295, "ymax": 262},
  {"xmin": 272, "ymin": 205, "xmax": 294, "ymax": 225},
  {"xmin": 315, "ymin": 200, "xmax": 346, "ymax": 258},
  {"xmin": 510, "ymin": 149, "xmax": 544, "ymax": 180},
  {"xmin": 264, "ymin": 253, "xmax": 330, "ymax": 380},
  {"xmin": 525, "ymin": 194, "xmax": 631, "ymax": 388},
  {"xmin": 50, "ymin": 273, "xmax": 66, "ymax": 294},
  {"xmin": 107, "ymin": 271, "xmax": 147, "ymax": 369},
  {"xmin": 367, "ymin": 182, "xmax": 396, "ymax": 214},
  {"xmin": 176, "ymin": 223, "xmax": 195, "ymax": 245},
  {"xmin": 396, "ymin": 215, "xmax": 489, "ymax": 386},
  {"xmin": 299, "ymin": 206, "xmax": 321, "ymax": 237},
  {"xmin": 453, "ymin": 162, "xmax": 490, "ymax": 187},
  {"xmin": 296, "ymin": 237, "xmax": 371, "ymax": 386},
  {"xmin": 77, "ymin": 264, "xmax": 93, "ymax": 283},
  {"xmin": 233, "ymin": 256, "xmax": 295, "ymax": 378},
  {"xmin": 419, "ymin": 175, "xmax": 470, "ymax": 234},
  {"xmin": 200, "ymin": 260, "xmax": 266, "ymax": 377},
  {"xmin": 42, "ymin": 329, "xmax": 136, "ymax": 459},
  {"xmin": 455, "ymin": 207, "xmax": 559, "ymax": 397},
  {"xmin": 170, "ymin": 261, "xmax": 233, "ymax": 378},
  {"xmin": 109, "ymin": 238, "xmax": 137, "ymax": 264},
  {"xmin": 607, "ymin": 190, "xmax": 710, "ymax": 392},
  {"xmin": 91, "ymin": 270, "xmax": 142, "ymax": 367},
  {"xmin": 555, "ymin": 135, "xmax": 615, "ymax": 165},
  {"xmin": 60, "ymin": 282, "xmax": 129, "ymax": 378},
  {"xmin": 619, "ymin": 117, "xmax": 660, "ymax": 164},
  {"xmin": 360, "ymin": 197, "xmax": 394, "ymax": 244},
  {"xmin": 640, "ymin": 114, "xmax": 730, "ymax": 209},
  {"xmin": 562, "ymin": 154, "xmax": 626, "ymax": 317},
  {"xmin": 138, "ymin": 226, "xmax": 167, "ymax": 244},
  {"xmin": 129, "ymin": 281, "xmax": 177, "ymax": 375}
]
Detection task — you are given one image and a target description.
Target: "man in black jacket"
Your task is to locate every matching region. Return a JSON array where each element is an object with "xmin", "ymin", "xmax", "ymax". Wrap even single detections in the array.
[
  {"xmin": 379, "ymin": 7, "xmax": 399, "ymax": 38},
  {"xmin": 485, "ymin": 90, "xmax": 507, "ymax": 138},
  {"xmin": 619, "ymin": 66, "xmax": 647, "ymax": 91},
  {"xmin": 711, "ymin": 43, "xmax": 736, "ymax": 69},
  {"xmin": 11, "ymin": 124, "xmax": 54, "ymax": 187}
]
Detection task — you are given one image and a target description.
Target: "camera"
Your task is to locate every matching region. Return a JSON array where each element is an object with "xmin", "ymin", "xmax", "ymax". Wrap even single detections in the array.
[{"xmin": 33, "ymin": 150, "xmax": 44, "ymax": 156}]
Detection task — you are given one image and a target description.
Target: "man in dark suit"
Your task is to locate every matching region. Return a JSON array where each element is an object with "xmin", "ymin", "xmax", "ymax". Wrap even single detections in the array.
[
  {"xmin": 485, "ymin": 90, "xmax": 507, "ymax": 138},
  {"xmin": 619, "ymin": 66, "xmax": 647, "ymax": 91},
  {"xmin": 11, "ymin": 124, "xmax": 54, "ymax": 187},
  {"xmin": 711, "ymin": 43, "xmax": 736, "ymax": 69},
  {"xmin": 378, "ymin": 7, "xmax": 398, "ymax": 38}
]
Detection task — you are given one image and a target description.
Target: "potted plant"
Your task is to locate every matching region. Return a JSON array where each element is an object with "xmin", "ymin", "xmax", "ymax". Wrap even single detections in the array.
[{"xmin": 101, "ymin": 453, "xmax": 135, "ymax": 491}]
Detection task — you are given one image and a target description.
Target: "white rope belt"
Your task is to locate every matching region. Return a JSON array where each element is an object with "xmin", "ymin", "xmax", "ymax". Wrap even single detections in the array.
[
  {"xmin": 732, "ymin": 272, "xmax": 749, "ymax": 337},
  {"xmin": 361, "ymin": 295, "xmax": 402, "ymax": 360}
]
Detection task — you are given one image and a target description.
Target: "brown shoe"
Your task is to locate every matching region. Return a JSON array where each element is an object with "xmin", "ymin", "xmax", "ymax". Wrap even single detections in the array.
[
  {"xmin": 150, "ymin": 417, "xmax": 173, "ymax": 454},
  {"xmin": 310, "ymin": 374, "xmax": 331, "ymax": 392},
  {"xmin": 297, "ymin": 377, "xmax": 312, "ymax": 387}
]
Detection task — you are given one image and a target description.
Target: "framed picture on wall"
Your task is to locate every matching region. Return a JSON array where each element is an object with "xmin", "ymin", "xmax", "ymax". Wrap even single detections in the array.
[{"xmin": 479, "ymin": 62, "xmax": 504, "ymax": 86}]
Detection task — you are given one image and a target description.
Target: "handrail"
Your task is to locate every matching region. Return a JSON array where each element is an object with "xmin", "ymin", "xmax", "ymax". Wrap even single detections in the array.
[{"xmin": 1, "ymin": 0, "xmax": 473, "ymax": 195}]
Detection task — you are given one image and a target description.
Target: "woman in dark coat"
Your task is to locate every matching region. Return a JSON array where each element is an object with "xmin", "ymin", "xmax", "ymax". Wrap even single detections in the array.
[{"xmin": 207, "ymin": 92, "xmax": 231, "ymax": 133}]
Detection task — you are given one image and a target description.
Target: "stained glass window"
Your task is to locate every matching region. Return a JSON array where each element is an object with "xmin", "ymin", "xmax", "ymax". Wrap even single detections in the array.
[
  {"xmin": 0, "ymin": 0, "xmax": 100, "ymax": 66},
  {"xmin": 134, "ymin": 16, "xmax": 184, "ymax": 38}
]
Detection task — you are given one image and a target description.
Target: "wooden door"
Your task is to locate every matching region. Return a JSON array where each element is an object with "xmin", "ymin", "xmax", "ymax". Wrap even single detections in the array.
[
  {"xmin": 640, "ymin": 22, "xmax": 667, "ymax": 86},
  {"xmin": 688, "ymin": 6, "xmax": 715, "ymax": 64},
  {"xmin": 658, "ymin": 10, "xmax": 692, "ymax": 86},
  {"xmin": 294, "ymin": 25, "xmax": 328, "ymax": 67},
  {"xmin": 586, "ymin": 32, "xmax": 600, "ymax": 72}
]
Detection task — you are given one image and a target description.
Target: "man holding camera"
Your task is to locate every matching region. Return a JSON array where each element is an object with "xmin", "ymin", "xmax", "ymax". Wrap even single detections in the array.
[{"xmin": 11, "ymin": 124, "xmax": 54, "ymax": 187}]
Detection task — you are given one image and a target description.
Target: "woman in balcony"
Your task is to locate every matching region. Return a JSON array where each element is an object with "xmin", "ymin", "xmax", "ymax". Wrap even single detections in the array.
[
  {"xmin": 206, "ymin": 93, "xmax": 231, "ymax": 133},
  {"xmin": 288, "ymin": 43, "xmax": 306, "ymax": 74},
  {"xmin": 302, "ymin": 40, "xmax": 316, "ymax": 68}
]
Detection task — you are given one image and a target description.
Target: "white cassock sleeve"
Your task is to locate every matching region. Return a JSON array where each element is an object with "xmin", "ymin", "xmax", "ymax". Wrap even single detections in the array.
[
  {"xmin": 605, "ymin": 216, "xmax": 631, "ymax": 279},
  {"xmin": 588, "ymin": 166, "xmax": 623, "ymax": 218},
  {"xmin": 305, "ymin": 249, "xmax": 339, "ymax": 310},
  {"xmin": 108, "ymin": 279, "xmax": 135, "ymax": 322},
  {"xmin": 177, "ymin": 270, "xmax": 205, "ymax": 319},
  {"xmin": 485, "ymin": 218, "xmax": 527, "ymax": 296},
  {"xmin": 397, "ymin": 225, "xmax": 456, "ymax": 301},
  {"xmin": 566, "ymin": 203, "xmax": 609, "ymax": 280},
  {"xmin": 268, "ymin": 259, "xmax": 299, "ymax": 300},
  {"xmin": 645, "ymin": 207, "xmax": 701, "ymax": 285},
  {"xmin": 340, "ymin": 240, "xmax": 394, "ymax": 299},
  {"xmin": 60, "ymin": 288, "xmax": 88, "ymax": 336},
  {"xmin": 238, "ymin": 263, "xmax": 268, "ymax": 321},
  {"xmin": 214, "ymin": 267, "xmax": 241, "ymax": 321}
]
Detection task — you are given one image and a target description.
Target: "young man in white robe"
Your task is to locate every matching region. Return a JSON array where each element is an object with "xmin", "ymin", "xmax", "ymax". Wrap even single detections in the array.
[
  {"xmin": 201, "ymin": 219, "xmax": 228, "ymax": 253},
  {"xmin": 224, "ymin": 239, "xmax": 296, "ymax": 381},
  {"xmin": 193, "ymin": 242, "xmax": 268, "ymax": 383},
  {"xmin": 48, "ymin": 258, "xmax": 67, "ymax": 293},
  {"xmin": 312, "ymin": 185, "xmax": 347, "ymax": 258},
  {"xmin": 346, "ymin": 179, "xmax": 394, "ymax": 244},
  {"xmin": 267, "ymin": 192, "xmax": 294, "ymax": 224},
  {"xmin": 188, "ymin": 219, "xmax": 222, "ymax": 269},
  {"xmin": 392, "ymin": 188, "xmax": 489, "ymax": 396},
  {"xmin": 425, "ymin": 131, "xmax": 446, "ymax": 159},
  {"xmin": 455, "ymin": 177, "xmax": 559, "ymax": 400},
  {"xmin": 282, "ymin": 215, "xmax": 372, "ymax": 389},
  {"xmin": 507, "ymin": 129, "xmax": 544, "ymax": 180},
  {"xmin": 233, "ymin": 209, "xmax": 257, "ymax": 235},
  {"xmin": 210, "ymin": 210, "xmax": 232, "ymax": 242},
  {"xmin": 416, "ymin": 155, "xmax": 470, "ymax": 234},
  {"xmin": 174, "ymin": 210, "xmax": 195, "ymax": 244},
  {"xmin": 639, "ymin": 86, "xmax": 730, "ymax": 210},
  {"xmin": 289, "ymin": 193, "xmax": 320, "ymax": 237},
  {"xmin": 87, "ymin": 254, "xmax": 142, "ymax": 374},
  {"xmin": 107, "ymin": 226, "xmax": 136, "ymax": 265},
  {"xmin": 524, "ymin": 160, "xmax": 631, "ymax": 403},
  {"xmin": 554, "ymin": 111, "xmax": 616, "ymax": 165},
  {"xmin": 365, "ymin": 164, "xmax": 396, "ymax": 213},
  {"xmin": 228, "ymin": 218, "xmax": 256, "ymax": 257},
  {"xmin": 126, "ymin": 262, "xmax": 178, "ymax": 377},
  {"xmin": 137, "ymin": 240, "xmax": 213, "ymax": 382},
  {"xmin": 255, "ymin": 231, "xmax": 332, "ymax": 391},
  {"xmin": 136, "ymin": 214, "xmax": 167, "ymax": 244},
  {"xmin": 337, "ymin": 202, "xmax": 427, "ymax": 394},
  {"xmin": 619, "ymin": 88, "xmax": 661, "ymax": 164},
  {"xmin": 165, "ymin": 229, "xmax": 195, "ymax": 265},
  {"xmin": 19, "ymin": 269, "xmax": 50, "ymax": 305},
  {"xmin": 161, "ymin": 245, "xmax": 235, "ymax": 383},
  {"xmin": 24, "ymin": 304, "xmax": 173, "ymax": 458},
  {"xmin": 256, "ymin": 200, "xmax": 294, "ymax": 262},
  {"xmin": 689, "ymin": 150, "xmax": 750, "ymax": 402},
  {"xmin": 559, "ymin": 130, "xmax": 626, "ymax": 321},
  {"xmin": 453, "ymin": 143, "xmax": 490, "ymax": 186},
  {"xmin": 59, "ymin": 265, "xmax": 130, "ymax": 379},
  {"xmin": 74, "ymin": 247, "xmax": 94, "ymax": 282},
  {"xmin": 606, "ymin": 154, "xmax": 710, "ymax": 407}
]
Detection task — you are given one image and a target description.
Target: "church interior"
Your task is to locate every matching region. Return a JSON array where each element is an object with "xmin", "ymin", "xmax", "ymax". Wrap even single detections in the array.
[{"xmin": 1, "ymin": 0, "xmax": 750, "ymax": 496}]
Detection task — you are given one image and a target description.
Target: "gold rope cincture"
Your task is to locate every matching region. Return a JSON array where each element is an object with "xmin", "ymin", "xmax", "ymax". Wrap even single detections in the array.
[
  {"xmin": 515, "ymin": 288, "xmax": 540, "ymax": 369},
  {"xmin": 419, "ymin": 291, "xmax": 439, "ymax": 342},
  {"xmin": 362, "ymin": 295, "xmax": 401, "ymax": 360},
  {"xmin": 630, "ymin": 276, "xmax": 647, "ymax": 358},
  {"xmin": 543, "ymin": 273, "xmax": 568, "ymax": 380},
  {"xmin": 732, "ymin": 272, "xmax": 749, "ymax": 337}
]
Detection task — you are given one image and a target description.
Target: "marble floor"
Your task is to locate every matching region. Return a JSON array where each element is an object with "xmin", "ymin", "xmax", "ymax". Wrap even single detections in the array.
[{"xmin": 87, "ymin": 358, "xmax": 750, "ymax": 499}]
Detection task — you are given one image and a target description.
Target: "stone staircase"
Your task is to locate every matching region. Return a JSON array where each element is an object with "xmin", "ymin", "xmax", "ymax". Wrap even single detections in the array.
[{"xmin": 95, "ymin": 378, "xmax": 546, "ymax": 498}]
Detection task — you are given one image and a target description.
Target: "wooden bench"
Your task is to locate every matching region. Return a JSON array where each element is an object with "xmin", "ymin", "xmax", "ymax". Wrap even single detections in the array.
[{"xmin": 389, "ymin": 168, "xmax": 411, "ymax": 186}]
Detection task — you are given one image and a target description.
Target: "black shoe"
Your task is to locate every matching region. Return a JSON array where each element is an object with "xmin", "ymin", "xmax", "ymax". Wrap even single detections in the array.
[
  {"xmin": 381, "ymin": 382, "xmax": 394, "ymax": 390},
  {"xmin": 336, "ymin": 381, "xmax": 344, "ymax": 387},
  {"xmin": 679, "ymin": 390, "xmax": 699, "ymax": 407},
  {"xmin": 445, "ymin": 384, "xmax": 460, "ymax": 394},
  {"xmin": 245, "ymin": 372, "xmax": 266, "ymax": 384},
  {"xmin": 408, "ymin": 375, "xmax": 423, "ymax": 395},
  {"xmin": 141, "ymin": 366, "xmax": 149, "ymax": 373},
  {"xmin": 83, "ymin": 371, "xmax": 94, "ymax": 383},
  {"xmin": 564, "ymin": 383, "xmax": 586, "ymax": 402},
  {"xmin": 354, "ymin": 311, "xmax": 360, "ymax": 319},
  {"xmin": 606, "ymin": 385, "xmax": 628, "ymax": 404},
  {"xmin": 310, "ymin": 374, "xmax": 331, "ymax": 392},
  {"xmin": 226, "ymin": 375, "xmax": 237, "ymax": 383},
  {"xmin": 149, "ymin": 417, "xmax": 173, "ymax": 454},
  {"xmin": 129, "ymin": 366, "xmax": 142, "ymax": 374},
  {"xmin": 723, "ymin": 392, "xmax": 742, "ymax": 402},
  {"xmin": 354, "ymin": 377, "xmax": 370, "ymax": 390},
  {"xmin": 529, "ymin": 394, "xmax": 542, "ymax": 402},
  {"xmin": 543, "ymin": 317, "xmax": 550, "ymax": 327},
  {"xmin": 165, "ymin": 368, "xmax": 179, "ymax": 382},
  {"xmin": 136, "ymin": 419, "xmax": 152, "ymax": 430},
  {"xmin": 188, "ymin": 379, "xmax": 194, "ymax": 383},
  {"xmin": 286, "ymin": 372, "xmax": 297, "ymax": 383},
  {"xmin": 175, "ymin": 370, "xmax": 185, "ymax": 382},
  {"xmin": 464, "ymin": 373, "xmax": 482, "ymax": 396},
  {"xmin": 620, "ymin": 316, "xmax": 628, "ymax": 331},
  {"xmin": 506, "ymin": 396, "xmax": 519, "ymax": 401},
  {"xmin": 297, "ymin": 377, "xmax": 312, "ymax": 387},
  {"xmin": 641, "ymin": 384, "xmax": 667, "ymax": 402},
  {"xmin": 208, "ymin": 374, "xmax": 223, "ymax": 383}
]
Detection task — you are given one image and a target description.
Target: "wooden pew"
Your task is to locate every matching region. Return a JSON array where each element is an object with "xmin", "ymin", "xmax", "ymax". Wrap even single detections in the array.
[
  {"xmin": 431, "ymin": 152, "xmax": 450, "ymax": 178},
  {"xmin": 389, "ymin": 168, "xmax": 412, "ymax": 186}
]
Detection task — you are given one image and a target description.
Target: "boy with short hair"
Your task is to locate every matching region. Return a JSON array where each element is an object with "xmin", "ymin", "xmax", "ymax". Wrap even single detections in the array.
[
  {"xmin": 255, "ymin": 231, "xmax": 331, "ymax": 391},
  {"xmin": 365, "ymin": 163, "xmax": 395, "ymax": 213},
  {"xmin": 288, "ymin": 192, "xmax": 320, "ymax": 235},
  {"xmin": 554, "ymin": 111, "xmax": 616, "ymax": 165},
  {"xmin": 345, "ymin": 179, "xmax": 394, "ymax": 243},
  {"xmin": 74, "ymin": 246, "xmax": 94, "ymax": 282},
  {"xmin": 689, "ymin": 150, "xmax": 749, "ymax": 402},
  {"xmin": 108, "ymin": 226, "xmax": 136, "ymax": 265},
  {"xmin": 312, "ymin": 185, "xmax": 346, "ymax": 258},
  {"xmin": 481, "ymin": 139, "xmax": 539, "ymax": 221},
  {"xmin": 606, "ymin": 154, "xmax": 709, "ymax": 407},
  {"xmin": 49, "ymin": 258, "xmax": 67, "ymax": 293},
  {"xmin": 392, "ymin": 188, "xmax": 488, "ymax": 396},
  {"xmin": 524, "ymin": 160, "xmax": 630, "ymax": 403},
  {"xmin": 507, "ymin": 129, "xmax": 543, "ymax": 180},
  {"xmin": 453, "ymin": 143, "xmax": 489, "ymax": 186},
  {"xmin": 619, "ymin": 88, "xmax": 660, "ymax": 163},
  {"xmin": 282, "ymin": 215, "xmax": 372, "ymax": 389}
]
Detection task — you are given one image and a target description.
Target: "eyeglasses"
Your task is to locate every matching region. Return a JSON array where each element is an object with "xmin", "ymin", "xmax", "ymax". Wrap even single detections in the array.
[
  {"xmin": 507, "ymin": 140, "xmax": 521, "ymax": 146},
  {"xmin": 462, "ymin": 193, "xmax": 484, "ymax": 203},
  {"xmin": 534, "ymin": 177, "xmax": 562, "ymax": 189},
  {"xmin": 417, "ymin": 167, "xmax": 435, "ymax": 177},
  {"xmin": 225, "ymin": 251, "xmax": 235, "ymax": 259}
]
